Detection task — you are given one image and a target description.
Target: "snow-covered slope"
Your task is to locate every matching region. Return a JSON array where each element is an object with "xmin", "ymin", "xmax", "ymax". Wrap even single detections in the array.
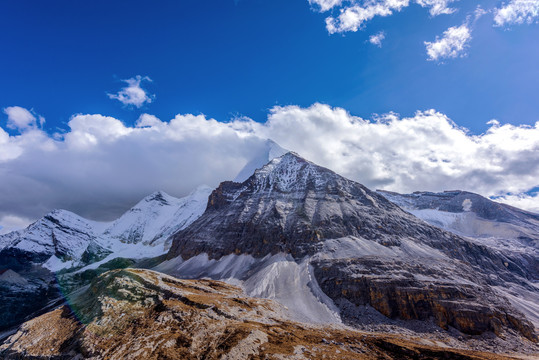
[
  {"xmin": 377, "ymin": 189, "xmax": 539, "ymax": 275},
  {"xmin": 102, "ymin": 186, "xmax": 212, "ymax": 250},
  {"xmin": 0, "ymin": 209, "xmax": 106, "ymax": 267},
  {"xmin": 0, "ymin": 187, "xmax": 212, "ymax": 272}
]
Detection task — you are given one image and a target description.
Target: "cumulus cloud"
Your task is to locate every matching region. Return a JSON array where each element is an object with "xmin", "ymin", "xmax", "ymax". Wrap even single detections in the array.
[
  {"xmin": 0, "ymin": 111, "xmax": 272, "ymax": 224},
  {"xmin": 1, "ymin": 103, "xmax": 538, "ymax": 231},
  {"xmin": 108, "ymin": 75, "xmax": 154, "ymax": 108},
  {"xmin": 424, "ymin": 23, "xmax": 471, "ymax": 61},
  {"xmin": 242, "ymin": 104, "xmax": 539, "ymax": 211},
  {"xmin": 494, "ymin": 0, "xmax": 539, "ymax": 26},
  {"xmin": 325, "ymin": 0, "xmax": 410, "ymax": 33},
  {"xmin": 136, "ymin": 113, "xmax": 162, "ymax": 128},
  {"xmin": 369, "ymin": 31, "xmax": 386, "ymax": 46},
  {"xmin": 3, "ymin": 106, "xmax": 45, "ymax": 131},
  {"xmin": 311, "ymin": 0, "xmax": 459, "ymax": 34},
  {"xmin": 308, "ymin": 0, "xmax": 537, "ymax": 61}
]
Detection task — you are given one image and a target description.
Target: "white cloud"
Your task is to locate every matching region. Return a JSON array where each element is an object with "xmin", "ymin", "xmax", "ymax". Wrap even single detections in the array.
[
  {"xmin": 326, "ymin": 0, "xmax": 410, "ymax": 34},
  {"xmin": 108, "ymin": 75, "xmax": 154, "ymax": 108},
  {"xmin": 313, "ymin": 0, "xmax": 458, "ymax": 34},
  {"xmin": 0, "ymin": 215, "xmax": 33, "ymax": 235},
  {"xmin": 244, "ymin": 104, "xmax": 539, "ymax": 211},
  {"xmin": 424, "ymin": 23, "xmax": 471, "ymax": 61},
  {"xmin": 0, "ymin": 112, "xmax": 272, "ymax": 223},
  {"xmin": 3, "ymin": 106, "xmax": 44, "ymax": 131},
  {"xmin": 416, "ymin": 0, "xmax": 456, "ymax": 16},
  {"xmin": 309, "ymin": 0, "xmax": 343, "ymax": 12},
  {"xmin": 494, "ymin": 0, "xmax": 539, "ymax": 26},
  {"xmin": 0, "ymin": 103, "xmax": 538, "ymax": 229},
  {"xmin": 494, "ymin": 192, "xmax": 539, "ymax": 214},
  {"xmin": 308, "ymin": 0, "xmax": 536, "ymax": 61},
  {"xmin": 369, "ymin": 31, "xmax": 386, "ymax": 46}
]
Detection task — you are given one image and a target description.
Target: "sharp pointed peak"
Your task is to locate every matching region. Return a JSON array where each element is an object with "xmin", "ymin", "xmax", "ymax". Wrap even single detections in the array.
[
  {"xmin": 258, "ymin": 151, "xmax": 322, "ymax": 173},
  {"xmin": 141, "ymin": 190, "xmax": 175, "ymax": 206}
]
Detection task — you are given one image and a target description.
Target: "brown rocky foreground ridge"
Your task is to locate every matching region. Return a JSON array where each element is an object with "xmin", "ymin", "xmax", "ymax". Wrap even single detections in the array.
[{"xmin": 1, "ymin": 269, "xmax": 535, "ymax": 360}]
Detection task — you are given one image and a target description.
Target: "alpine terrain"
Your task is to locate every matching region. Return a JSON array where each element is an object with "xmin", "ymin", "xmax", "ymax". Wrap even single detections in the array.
[{"xmin": 1, "ymin": 151, "xmax": 538, "ymax": 359}]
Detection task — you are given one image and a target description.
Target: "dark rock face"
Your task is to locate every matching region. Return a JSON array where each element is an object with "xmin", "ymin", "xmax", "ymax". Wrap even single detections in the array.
[
  {"xmin": 312, "ymin": 258, "xmax": 537, "ymax": 342},
  {"xmin": 168, "ymin": 153, "xmax": 530, "ymax": 285},
  {"xmin": 0, "ymin": 264, "xmax": 60, "ymax": 332},
  {"xmin": 167, "ymin": 153, "xmax": 538, "ymax": 341}
]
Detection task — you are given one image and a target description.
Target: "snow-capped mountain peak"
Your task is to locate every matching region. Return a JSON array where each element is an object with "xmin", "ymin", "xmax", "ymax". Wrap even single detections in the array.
[
  {"xmin": 101, "ymin": 186, "xmax": 212, "ymax": 249},
  {"xmin": 0, "ymin": 186, "xmax": 213, "ymax": 272},
  {"xmin": 0, "ymin": 209, "xmax": 100, "ymax": 262},
  {"xmin": 250, "ymin": 152, "xmax": 323, "ymax": 191}
]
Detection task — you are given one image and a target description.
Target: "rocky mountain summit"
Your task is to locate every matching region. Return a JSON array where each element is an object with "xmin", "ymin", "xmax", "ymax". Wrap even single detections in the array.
[
  {"xmin": 0, "ymin": 268, "xmax": 524, "ymax": 360},
  {"xmin": 166, "ymin": 152, "xmax": 538, "ymax": 348}
]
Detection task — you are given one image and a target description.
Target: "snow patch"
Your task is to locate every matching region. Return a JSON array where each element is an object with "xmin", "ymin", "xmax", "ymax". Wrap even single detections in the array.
[{"xmin": 462, "ymin": 199, "xmax": 472, "ymax": 212}]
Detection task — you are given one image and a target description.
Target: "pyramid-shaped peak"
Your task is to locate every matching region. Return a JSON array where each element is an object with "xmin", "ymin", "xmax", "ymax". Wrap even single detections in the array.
[
  {"xmin": 256, "ymin": 152, "xmax": 319, "ymax": 175},
  {"xmin": 248, "ymin": 151, "xmax": 345, "ymax": 193}
]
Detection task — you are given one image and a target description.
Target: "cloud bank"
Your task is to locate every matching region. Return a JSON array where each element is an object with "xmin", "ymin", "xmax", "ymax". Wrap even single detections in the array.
[{"xmin": 1, "ymin": 103, "xmax": 538, "ymax": 231}]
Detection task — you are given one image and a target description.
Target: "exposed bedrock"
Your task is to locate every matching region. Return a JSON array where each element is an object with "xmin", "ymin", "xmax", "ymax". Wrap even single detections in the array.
[{"xmin": 312, "ymin": 257, "xmax": 537, "ymax": 341}]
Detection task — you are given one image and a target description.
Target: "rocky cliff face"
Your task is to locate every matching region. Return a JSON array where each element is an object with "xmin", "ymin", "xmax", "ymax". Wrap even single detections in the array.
[
  {"xmin": 0, "ymin": 268, "xmax": 526, "ymax": 360},
  {"xmin": 166, "ymin": 153, "xmax": 538, "ymax": 344},
  {"xmin": 312, "ymin": 257, "xmax": 536, "ymax": 341}
]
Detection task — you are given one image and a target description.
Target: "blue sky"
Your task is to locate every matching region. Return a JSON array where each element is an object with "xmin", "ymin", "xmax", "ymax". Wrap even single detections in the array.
[
  {"xmin": 1, "ymin": 0, "xmax": 537, "ymax": 134},
  {"xmin": 0, "ymin": 0, "xmax": 538, "ymax": 230}
]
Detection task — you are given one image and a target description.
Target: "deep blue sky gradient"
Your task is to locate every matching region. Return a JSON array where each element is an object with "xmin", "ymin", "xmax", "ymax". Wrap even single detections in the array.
[{"xmin": 1, "ymin": 0, "xmax": 538, "ymax": 135}]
